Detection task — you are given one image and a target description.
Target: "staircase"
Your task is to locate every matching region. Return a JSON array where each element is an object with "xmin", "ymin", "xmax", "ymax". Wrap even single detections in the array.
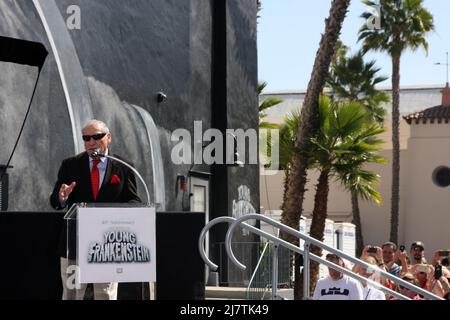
[{"xmin": 205, "ymin": 286, "xmax": 293, "ymax": 300}]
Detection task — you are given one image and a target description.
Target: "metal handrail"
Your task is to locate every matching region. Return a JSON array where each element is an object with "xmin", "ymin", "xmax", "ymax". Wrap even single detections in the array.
[
  {"xmin": 246, "ymin": 242, "xmax": 270, "ymax": 299},
  {"xmin": 200, "ymin": 216, "xmax": 408, "ymax": 299},
  {"xmin": 271, "ymin": 242, "xmax": 279, "ymax": 299},
  {"xmin": 223, "ymin": 214, "xmax": 444, "ymax": 300},
  {"xmin": 199, "ymin": 216, "xmax": 269, "ymax": 270},
  {"xmin": 198, "ymin": 214, "xmax": 443, "ymax": 300}
]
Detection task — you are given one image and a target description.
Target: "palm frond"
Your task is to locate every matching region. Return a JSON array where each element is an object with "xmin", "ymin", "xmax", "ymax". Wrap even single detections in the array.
[
  {"xmin": 260, "ymin": 121, "xmax": 280, "ymax": 129},
  {"xmin": 306, "ymin": 96, "xmax": 386, "ymax": 204},
  {"xmin": 359, "ymin": 0, "xmax": 434, "ymax": 57},
  {"xmin": 259, "ymin": 98, "xmax": 283, "ymax": 112}
]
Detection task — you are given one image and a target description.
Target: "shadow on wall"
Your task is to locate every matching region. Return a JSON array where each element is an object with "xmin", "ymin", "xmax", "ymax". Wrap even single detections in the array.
[
  {"xmin": 0, "ymin": 1, "xmax": 174, "ymax": 212},
  {"xmin": 0, "ymin": 65, "xmax": 165, "ymax": 211},
  {"xmin": 86, "ymin": 76, "xmax": 165, "ymax": 211}
]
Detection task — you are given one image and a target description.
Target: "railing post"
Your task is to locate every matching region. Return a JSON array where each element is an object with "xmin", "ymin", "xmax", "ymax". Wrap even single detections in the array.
[
  {"xmin": 303, "ymin": 242, "xmax": 310, "ymax": 299},
  {"xmin": 271, "ymin": 243, "xmax": 278, "ymax": 300}
]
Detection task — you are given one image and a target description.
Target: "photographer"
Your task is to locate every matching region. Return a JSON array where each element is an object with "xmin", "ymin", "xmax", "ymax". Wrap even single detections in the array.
[
  {"xmin": 396, "ymin": 249, "xmax": 410, "ymax": 277},
  {"xmin": 427, "ymin": 264, "xmax": 450, "ymax": 299},
  {"xmin": 381, "ymin": 242, "xmax": 402, "ymax": 276},
  {"xmin": 431, "ymin": 249, "xmax": 450, "ymax": 267},
  {"xmin": 390, "ymin": 273, "xmax": 424, "ymax": 300},
  {"xmin": 354, "ymin": 245, "xmax": 394, "ymax": 291},
  {"xmin": 429, "ymin": 249, "xmax": 450, "ymax": 299},
  {"xmin": 410, "ymin": 263, "xmax": 431, "ymax": 291},
  {"xmin": 355, "ymin": 256, "xmax": 386, "ymax": 300},
  {"xmin": 361, "ymin": 245, "xmax": 385, "ymax": 268},
  {"xmin": 410, "ymin": 241, "xmax": 427, "ymax": 266}
]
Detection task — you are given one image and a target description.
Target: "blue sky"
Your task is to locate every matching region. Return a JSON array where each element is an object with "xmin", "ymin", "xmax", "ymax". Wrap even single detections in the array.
[{"xmin": 257, "ymin": 0, "xmax": 450, "ymax": 92}]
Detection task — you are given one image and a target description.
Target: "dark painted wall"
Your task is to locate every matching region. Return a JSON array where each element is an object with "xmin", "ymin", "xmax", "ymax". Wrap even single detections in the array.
[
  {"xmin": 225, "ymin": 0, "xmax": 259, "ymax": 285},
  {"xmin": 0, "ymin": 211, "xmax": 204, "ymax": 300},
  {"xmin": 209, "ymin": 0, "xmax": 259, "ymax": 284},
  {"xmin": 0, "ymin": 0, "xmax": 215, "ymax": 212},
  {"xmin": 0, "ymin": 1, "xmax": 72, "ymax": 211}
]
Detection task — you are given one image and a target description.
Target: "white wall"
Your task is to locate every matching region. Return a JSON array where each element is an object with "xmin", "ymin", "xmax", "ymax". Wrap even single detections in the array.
[{"xmin": 402, "ymin": 122, "xmax": 450, "ymax": 261}]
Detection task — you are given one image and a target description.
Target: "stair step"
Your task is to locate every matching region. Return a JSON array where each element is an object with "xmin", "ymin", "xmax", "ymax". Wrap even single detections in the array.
[
  {"xmin": 205, "ymin": 286, "xmax": 293, "ymax": 300},
  {"xmin": 205, "ymin": 286, "xmax": 247, "ymax": 299}
]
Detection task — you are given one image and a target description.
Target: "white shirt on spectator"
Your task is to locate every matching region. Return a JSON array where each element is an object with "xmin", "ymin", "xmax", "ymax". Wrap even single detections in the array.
[
  {"xmin": 313, "ymin": 275, "xmax": 363, "ymax": 300},
  {"xmin": 363, "ymin": 285, "xmax": 386, "ymax": 300}
]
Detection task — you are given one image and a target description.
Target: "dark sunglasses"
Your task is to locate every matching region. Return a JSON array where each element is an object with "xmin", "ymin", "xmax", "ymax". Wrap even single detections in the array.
[
  {"xmin": 399, "ymin": 285, "xmax": 411, "ymax": 290},
  {"xmin": 82, "ymin": 133, "xmax": 107, "ymax": 142},
  {"xmin": 399, "ymin": 281, "xmax": 414, "ymax": 290}
]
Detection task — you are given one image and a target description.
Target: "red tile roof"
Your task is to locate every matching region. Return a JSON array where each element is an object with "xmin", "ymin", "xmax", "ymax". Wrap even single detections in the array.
[
  {"xmin": 404, "ymin": 84, "xmax": 450, "ymax": 124},
  {"xmin": 404, "ymin": 105, "xmax": 450, "ymax": 124}
]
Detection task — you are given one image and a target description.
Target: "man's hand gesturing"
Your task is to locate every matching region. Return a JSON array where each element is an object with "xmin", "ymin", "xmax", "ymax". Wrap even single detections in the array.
[{"xmin": 59, "ymin": 181, "xmax": 76, "ymax": 204}]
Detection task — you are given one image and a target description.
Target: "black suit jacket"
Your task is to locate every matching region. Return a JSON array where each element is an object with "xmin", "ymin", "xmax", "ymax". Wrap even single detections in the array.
[{"xmin": 50, "ymin": 152, "xmax": 142, "ymax": 258}]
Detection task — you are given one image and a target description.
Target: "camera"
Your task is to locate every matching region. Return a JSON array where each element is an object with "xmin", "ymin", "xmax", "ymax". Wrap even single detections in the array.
[
  {"xmin": 400, "ymin": 245, "xmax": 405, "ymax": 252},
  {"xmin": 367, "ymin": 246, "xmax": 377, "ymax": 253},
  {"xmin": 434, "ymin": 265, "xmax": 442, "ymax": 280},
  {"xmin": 439, "ymin": 250, "xmax": 449, "ymax": 257}
]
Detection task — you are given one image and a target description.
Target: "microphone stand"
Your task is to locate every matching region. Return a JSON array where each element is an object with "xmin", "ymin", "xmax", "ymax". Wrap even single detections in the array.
[
  {"xmin": 93, "ymin": 151, "xmax": 152, "ymax": 207},
  {"xmin": 93, "ymin": 150, "xmax": 154, "ymax": 300}
]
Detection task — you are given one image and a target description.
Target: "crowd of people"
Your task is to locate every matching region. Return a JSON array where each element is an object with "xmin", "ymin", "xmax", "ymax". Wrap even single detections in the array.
[{"xmin": 313, "ymin": 241, "xmax": 450, "ymax": 300}]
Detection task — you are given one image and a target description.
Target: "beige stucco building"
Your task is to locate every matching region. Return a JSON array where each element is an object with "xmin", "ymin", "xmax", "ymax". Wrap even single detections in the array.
[{"xmin": 260, "ymin": 84, "xmax": 450, "ymax": 261}]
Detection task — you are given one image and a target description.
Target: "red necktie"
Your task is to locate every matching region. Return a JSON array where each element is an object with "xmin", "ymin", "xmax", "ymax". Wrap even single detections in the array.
[{"xmin": 91, "ymin": 159, "xmax": 100, "ymax": 200}]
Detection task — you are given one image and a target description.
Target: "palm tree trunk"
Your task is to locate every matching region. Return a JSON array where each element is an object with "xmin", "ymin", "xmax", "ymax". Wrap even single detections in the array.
[
  {"xmin": 281, "ymin": 169, "xmax": 290, "ymax": 213},
  {"xmin": 302, "ymin": 169, "xmax": 330, "ymax": 298},
  {"xmin": 281, "ymin": 168, "xmax": 302, "ymax": 296},
  {"xmin": 281, "ymin": 157, "xmax": 307, "ymax": 299},
  {"xmin": 390, "ymin": 53, "xmax": 401, "ymax": 244},
  {"xmin": 279, "ymin": 0, "xmax": 350, "ymax": 300},
  {"xmin": 351, "ymin": 190, "xmax": 364, "ymax": 256}
]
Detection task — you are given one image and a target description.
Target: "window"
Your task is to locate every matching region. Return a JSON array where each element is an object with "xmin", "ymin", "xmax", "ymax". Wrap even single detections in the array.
[{"xmin": 432, "ymin": 166, "xmax": 450, "ymax": 188}]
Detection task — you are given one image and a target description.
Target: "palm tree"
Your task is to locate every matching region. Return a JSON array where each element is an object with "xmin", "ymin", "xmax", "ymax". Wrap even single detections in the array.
[
  {"xmin": 327, "ymin": 50, "xmax": 389, "ymax": 123},
  {"xmin": 358, "ymin": 0, "xmax": 434, "ymax": 244},
  {"xmin": 279, "ymin": 0, "xmax": 351, "ymax": 300},
  {"xmin": 326, "ymin": 48, "xmax": 389, "ymax": 255},
  {"xmin": 258, "ymin": 81, "xmax": 282, "ymax": 129},
  {"xmin": 338, "ymin": 165, "xmax": 385, "ymax": 256},
  {"xmin": 259, "ymin": 82, "xmax": 282, "ymax": 169},
  {"xmin": 306, "ymin": 95, "xmax": 385, "ymax": 295},
  {"xmin": 257, "ymin": 0, "xmax": 262, "ymax": 20},
  {"xmin": 278, "ymin": 111, "xmax": 301, "ymax": 210},
  {"xmin": 331, "ymin": 39, "xmax": 350, "ymax": 66}
]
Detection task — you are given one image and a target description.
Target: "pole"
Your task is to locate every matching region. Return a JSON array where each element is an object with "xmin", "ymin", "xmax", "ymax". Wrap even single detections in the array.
[
  {"xmin": 271, "ymin": 243, "xmax": 279, "ymax": 299},
  {"xmin": 446, "ymin": 52, "xmax": 448, "ymax": 84}
]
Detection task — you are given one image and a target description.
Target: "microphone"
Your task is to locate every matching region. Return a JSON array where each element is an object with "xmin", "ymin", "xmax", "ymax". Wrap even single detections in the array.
[
  {"xmin": 91, "ymin": 148, "xmax": 101, "ymax": 158},
  {"xmin": 91, "ymin": 148, "xmax": 151, "ymax": 207}
]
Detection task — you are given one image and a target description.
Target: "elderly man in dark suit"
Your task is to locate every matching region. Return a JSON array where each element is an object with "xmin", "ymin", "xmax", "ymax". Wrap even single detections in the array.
[{"xmin": 50, "ymin": 119, "xmax": 141, "ymax": 300}]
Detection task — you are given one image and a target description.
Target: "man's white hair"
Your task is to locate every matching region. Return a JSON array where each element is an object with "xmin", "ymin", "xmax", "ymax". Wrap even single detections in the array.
[{"xmin": 82, "ymin": 119, "xmax": 110, "ymax": 133}]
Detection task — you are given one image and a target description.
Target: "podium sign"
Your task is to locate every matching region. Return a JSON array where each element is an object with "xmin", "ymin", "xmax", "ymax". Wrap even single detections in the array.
[{"xmin": 76, "ymin": 206, "xmax": 156, "ymax": 283}]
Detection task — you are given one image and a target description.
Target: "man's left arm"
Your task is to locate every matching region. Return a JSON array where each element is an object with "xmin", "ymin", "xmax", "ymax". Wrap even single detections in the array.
[{"xmin": 122, "ymin": 169, "xmax": 142, "ymax": 203}]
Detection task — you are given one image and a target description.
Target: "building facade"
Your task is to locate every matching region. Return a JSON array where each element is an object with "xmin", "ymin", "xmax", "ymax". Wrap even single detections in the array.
[{"xmin": 260, "ymin": 84, "xmax": 450, "ymax": 261}]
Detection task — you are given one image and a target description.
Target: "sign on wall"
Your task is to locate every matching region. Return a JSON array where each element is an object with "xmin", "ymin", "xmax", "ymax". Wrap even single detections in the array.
[
  {"xmin": 232, "ymin": 185, "xmax": 256, "ymax": 236},
  {"xmin": 77, "ymin": 207, "xmax": 156, "ymax": 283}
]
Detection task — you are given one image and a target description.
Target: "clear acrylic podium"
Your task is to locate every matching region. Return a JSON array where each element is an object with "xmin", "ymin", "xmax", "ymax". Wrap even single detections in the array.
[{"xmin": 63, "ymin": 202, "xmax": 156, "ymax": 300}]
